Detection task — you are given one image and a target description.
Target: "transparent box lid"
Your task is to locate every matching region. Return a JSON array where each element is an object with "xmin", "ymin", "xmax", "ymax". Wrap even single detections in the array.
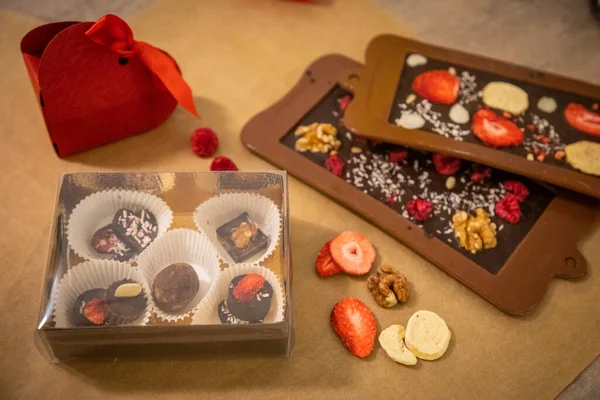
[{"xmin": 35, "ymin": 172, "xmax": 293, "ymax": 362}]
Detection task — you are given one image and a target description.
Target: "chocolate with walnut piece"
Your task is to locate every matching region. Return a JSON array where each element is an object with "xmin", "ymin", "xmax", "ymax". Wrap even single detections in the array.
[{"xmin": 216, "ymin": 212, "xmax": 269, "ymax": 263}]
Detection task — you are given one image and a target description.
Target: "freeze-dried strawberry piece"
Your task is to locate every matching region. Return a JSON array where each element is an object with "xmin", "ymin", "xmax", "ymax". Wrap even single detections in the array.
[
  {"xmin": 406, "ymin": 199, "xmax": 433, "ymax": 221},
  {"xmin": 325, "ymin": 153, "xmax": 344, "ymax": 177},
  {"xmin": 472, "ymin": 109, "xmax": 524, "ymax": 147},
  {"xmin": 432, "ymin": 153, "xmax": 462, "ymax": 175},
  {"xmin": 411, "ymin": 70, "xmax": 459, "ymax": 105},
  {"xmin": 233, "ymin": 274, "xmax": 265, "ymax": 302},
  {"xmin": 503, "ymin": 181, "xmax": 529, "ymax": 202},
  {"xmin": 339, "ymin": 96, "xmax": 351, "ymax": 112},
  {"xmin": 389, "ymin": 150, "xmax": 408, "ymax": 163},
  {"xmin": 470, "ymin": 164, "xmax": 492, "ymax": 182},
  {"xmin": 495, "ymin": 194, "xmax": 521, "ymax": 224}
]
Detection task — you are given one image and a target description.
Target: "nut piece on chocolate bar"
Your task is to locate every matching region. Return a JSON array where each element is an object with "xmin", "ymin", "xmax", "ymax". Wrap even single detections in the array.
[
  {"xmin": 452, "ymin": 208, "xmax": 497, "ymax": 254},
  {"xmin": 216, "ymin": 212, "xmax": 269, "ymax": 263},
  {"xmin": 294, "ymin": 123, "xmax": 341, "ymax": 153}
]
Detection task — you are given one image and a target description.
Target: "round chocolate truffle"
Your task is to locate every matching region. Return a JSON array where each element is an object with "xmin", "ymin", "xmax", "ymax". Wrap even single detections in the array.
[
  {"xmin": 226, "ymin": 274, "xmax": 273, "ymax": 323},
  {"xmin": 71, "ymin": 288, "xmax": 107, "ymax": 327},
  {"xmin": 105, "ymin": 279, "xmax": 147, "ymax": 325},
  {"xmin": 152, "ymin": 263, "xmax": 200, "ymax": 313}
]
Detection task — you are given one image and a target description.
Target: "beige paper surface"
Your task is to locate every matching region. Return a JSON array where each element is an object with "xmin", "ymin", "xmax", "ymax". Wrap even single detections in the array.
[{"xmin": 0, "ymin": 1, "xmax": 598, "ymax": 399}]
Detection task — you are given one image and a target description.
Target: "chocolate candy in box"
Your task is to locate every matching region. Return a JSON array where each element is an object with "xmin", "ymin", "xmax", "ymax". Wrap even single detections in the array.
[{"xmin": 35, "ymin": 172, "xmax": 292, "ymax": 362}]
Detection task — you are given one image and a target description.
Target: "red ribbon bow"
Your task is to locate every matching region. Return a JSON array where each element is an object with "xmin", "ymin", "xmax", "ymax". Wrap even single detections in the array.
[{"xmin": 86, "ymin": 14, "xmax": 198, "ymax": 117}]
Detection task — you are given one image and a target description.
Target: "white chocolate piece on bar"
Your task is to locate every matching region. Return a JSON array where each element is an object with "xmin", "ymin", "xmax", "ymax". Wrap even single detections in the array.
[
  {"xmin": 482, "ymin": 81, "xmax": 529, "ymax": 114},
  {"xmin": 405, "ymin": 310, "xmax": 451, "ymax": 361},
  {"xmin": 536, "ymin": 96, "xmax": 557, "ymax": 114},
  {"xmin": 396, "ymin": 112, "xmax": 426, "ymax": 130},
  {"xmin": 449, "ymin": 103, "xmax": 470, "ymax": 124},
  {"xmin": 379, "ymin": 325, "xmax": 417, "ymax": 366},
  {"xmin": 406, "ymin": 53, "xmax": 428, "ymax": 68},
  {"xmin": 565, "ymin": 141, "xmax": 600, "ymax": 176}
]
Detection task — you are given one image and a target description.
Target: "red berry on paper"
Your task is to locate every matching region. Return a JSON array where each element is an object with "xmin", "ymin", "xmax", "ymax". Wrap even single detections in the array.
[
  {"xmin": 406, "ymin": 199, "xmax": 433, "ymax": 221},
  {"xmin": 210, "ymin": 156, "xmax": 238, "ymax": 171},
  {"xmin": 190, "ymin": 128, "xmax": 219, "ymax": 158}
]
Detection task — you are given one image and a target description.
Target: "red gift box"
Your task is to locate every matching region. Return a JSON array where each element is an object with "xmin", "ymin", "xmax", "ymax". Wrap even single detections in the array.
[{"xmin": 20, "ymin": 15, "xmax": 197, "ymax": 158}]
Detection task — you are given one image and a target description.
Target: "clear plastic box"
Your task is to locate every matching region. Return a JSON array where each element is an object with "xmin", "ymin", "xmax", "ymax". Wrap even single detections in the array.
[{"xmin": 35, "ymin": 172, "xmax": 293, "ymax": 362}]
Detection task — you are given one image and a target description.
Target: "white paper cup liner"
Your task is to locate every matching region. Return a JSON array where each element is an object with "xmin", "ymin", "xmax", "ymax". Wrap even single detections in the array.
[
  {"xmin": 193, "ymin": 264, "xmax": 285, "ymax": 325},
  {"xmin": 67, "ymin": 189, "xmax": 173, "ymax": 262},
  {"xmin": 136, "ymin": 229, "xmax": 221, "ymax": 322},
  {"xmin": 53, "ymin": 260, "xmax": 153, "ymax": 328},
  {"xmin": 193, "ymin": 193, "xmax": 282, "ymax": 265}
]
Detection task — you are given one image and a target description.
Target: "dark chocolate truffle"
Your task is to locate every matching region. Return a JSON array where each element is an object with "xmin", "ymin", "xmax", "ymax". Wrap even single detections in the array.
[
  {"xmin": 105, "ymin": 279, "xmax": 147, "ymax": 325},
  {"xmin": 112, "ymin": 208, "xmax": 159, "ymax": 252},
  {"xmin": 216, "ymin": 213, "xmax": 269, "ymax": 263},
  {"xmin": 91, "ymin": 225, "xmax": 134, "ymax": 261},
  {"xmin": 152, "ymin": 263, "xmax": 200, "ymax": 313},
  {"xmin": 223, "ymin": 274, "xmax": 273, "ymax": 323},
  {"xmin": 71, "ymin": 288, "xmax": 107, "ymax": 327}
]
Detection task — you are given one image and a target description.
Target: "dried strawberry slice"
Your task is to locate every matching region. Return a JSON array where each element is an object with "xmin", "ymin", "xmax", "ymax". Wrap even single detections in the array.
[
  {"xmin": 433, "ymin": 153, "xmax": 461, "ymax": 175},
  {"xmin": 339, "ymin": 96, "xmax": 352, "ymax": 112},
  {"xmin": 233, "ymin": 274, "xmax": 265, "ymax": 302},
  {"xmin": 470, "ymin": 164, "xmax": 492, "ymax": 182},
  {"xmin": 389, "ymin": 150, "xmax": 408, "ymax": 163},
  {"xmin": 83, "ymin": 298, "xmax": 106, "ymax": 325},
  {"xmin": 325, "ymin": 153, "xmax": 344, "ymax": 177},
  {"xmin": 406, "ymin": 199, "xmax": 433, "ymax": 221},
  {"xmin": 495, "ymin": 194, "xmax": 521, "ymax": 224},
  {"xmin": 503, "ymin": 181, "xmax": 529, "ymax": 202}
]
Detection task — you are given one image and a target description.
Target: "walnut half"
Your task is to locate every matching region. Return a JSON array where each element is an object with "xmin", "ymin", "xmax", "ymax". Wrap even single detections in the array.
[
  {"xmin": 231, "ymin": 222, "xmax": 257, "ymax": 248},
  {"xmin": 451, "ymin": 208, "xmax": 497, "ymax": 254},
  {"xmin": 367, "ymin": 265, "xmax": 410, "ymax": 308}
]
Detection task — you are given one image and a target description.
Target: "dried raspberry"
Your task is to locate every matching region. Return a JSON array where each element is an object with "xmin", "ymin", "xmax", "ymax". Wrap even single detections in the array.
[
  {"xmin": 190, "ymin": 128, "xmax": 219, "ymax": 158},
  {"xmin": 495, "ymin": 194, "xmax": 521, "ymax": 224},
  {"xmin": 406, "ymin": 199, "xmax": 433, "ymax": 221},
  {"xmin": 339, "ymin": 96, "xmax": 351, "ymax": 112},
  {"xmin": 503, "ymin": 181, "xmax": 529, "ymax": 202},
  {"xmin": 210, "ymin": 156, "xmax": 238, "ymax": 171},
  {"xmin": 325, "ymin": 153, "xmax": 344, "ymax": 177},
  {"xmin": 470, "ymin": 164, "xmax": 492, "ymax": 182},
  {"xmin": 389, "ymin": 150, "xmax": 408, "ymax": 163},
  {"xmin": 432, "ymin": 153, "xmax": 462, "ymax": 175},
  {"xmin": 385, "ymin": 194, "xmax": 395, "ymax": 205},
  {"xmin": 526, "ymin": 124, "xmax": 535, "ymax": 132}
]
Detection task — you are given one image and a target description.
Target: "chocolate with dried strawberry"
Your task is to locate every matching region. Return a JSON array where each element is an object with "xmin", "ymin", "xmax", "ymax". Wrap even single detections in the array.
[{"xmin": 218, "ymin": 274, "xmax": 273, "ymax": 324}]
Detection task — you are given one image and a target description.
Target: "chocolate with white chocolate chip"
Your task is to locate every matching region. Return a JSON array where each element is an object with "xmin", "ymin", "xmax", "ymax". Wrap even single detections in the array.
[{"xmin": 112, "ymin": 208, "xmax": 159, "ymax": 252}]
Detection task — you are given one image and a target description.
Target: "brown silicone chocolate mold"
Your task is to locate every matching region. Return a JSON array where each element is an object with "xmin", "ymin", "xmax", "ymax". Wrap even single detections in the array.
[
  {"xmin": 342, "ymin": 35, "xmax": 600, "ymax": 199},
  {"xmin": 241, "ymin": 54, "xmax": 599, "ymax": 315}
]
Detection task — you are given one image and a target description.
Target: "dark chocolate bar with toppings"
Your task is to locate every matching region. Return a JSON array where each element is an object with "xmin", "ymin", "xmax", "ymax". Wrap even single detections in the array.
[{"xmin": 281, "ymin": 85, "xmax": 553, "ymax": 274}]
